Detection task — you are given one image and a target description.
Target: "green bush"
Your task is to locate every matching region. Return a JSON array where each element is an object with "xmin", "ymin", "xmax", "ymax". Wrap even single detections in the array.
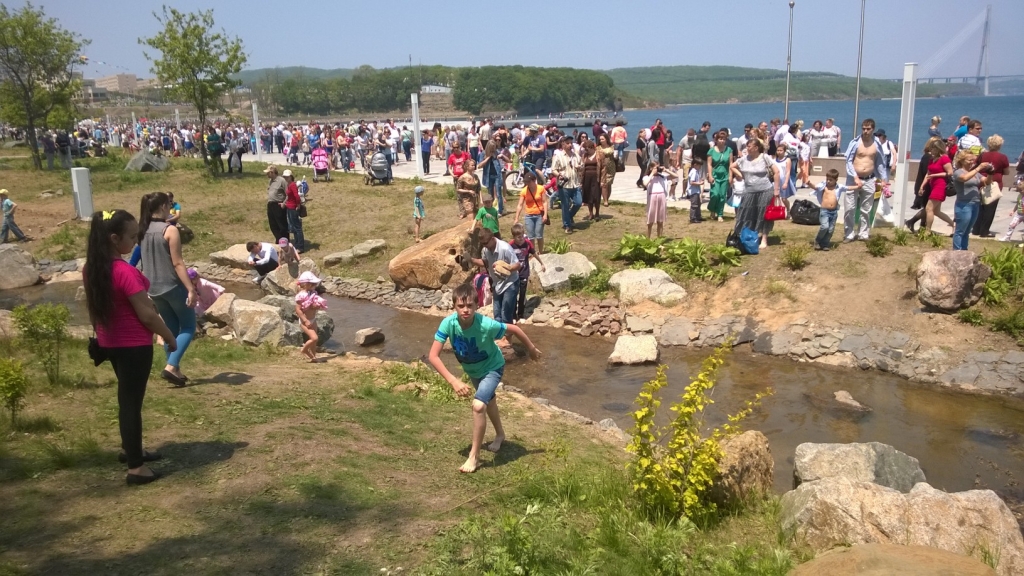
[
  {"xmin": 663, "ymin": 238, "xmax": 740, "ymax": 282},
  {"xmin": 12, "ymin": 304, "xmax": 70, "ymax": 386},
  {"xmin": 892, "ymin": 227, "xmax": 910, "ymax": 246},
  {"xmin": 865, "ymin": 235, "xmax": 893, "ymax": 258},
  {"xmin": 548, "ymin": 239, "xmax": 572, "ymax": 255},
  {"xmin": 928, "ymin": 234, "xmax": 947, "ymax": 248},
  {"xmin": 957, "ymin": 309, "xmax": 985, "ymax": 326},
  {"xmin": 991, "ymin": 306, "xmax": 1024, "ymax": 340},
  {"xmin": 613, "ymin": 233, "xmax": 665, "ymax": 265},
  {"xmin": 981, "ymin": 247, "xmax": 1024, "ymax": 305},
  {"xmin": 780, "ymin": 245, "xmax": 810, "ymax": 270},
  {"xmin": 0, "ymin": 358, "xmax": 29, "ymax": 423},
  {"xmin": 568, "ymin": 265, "xmax": 612, "ymax": 296}
]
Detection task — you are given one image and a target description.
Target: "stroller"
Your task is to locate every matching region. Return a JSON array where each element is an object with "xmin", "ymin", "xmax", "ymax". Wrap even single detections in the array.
[
  {"xmin": 311, "ymin": 147, "xmax": 331, "ymax": 182},
  {"xmin": 363, "ymin": 151, "xmax": 391, "ymax": 185}
]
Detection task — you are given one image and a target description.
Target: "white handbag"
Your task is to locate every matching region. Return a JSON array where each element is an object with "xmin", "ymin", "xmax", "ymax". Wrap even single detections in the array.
[{"xmin": 981, "ymin": 181, "xmax": 1003, "ymax": 205}]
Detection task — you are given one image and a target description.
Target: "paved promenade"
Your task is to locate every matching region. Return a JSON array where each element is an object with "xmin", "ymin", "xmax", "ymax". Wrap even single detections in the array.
[{"xmin": 248, "ymin": 149, "xmax": 1015, "ymax": 240}]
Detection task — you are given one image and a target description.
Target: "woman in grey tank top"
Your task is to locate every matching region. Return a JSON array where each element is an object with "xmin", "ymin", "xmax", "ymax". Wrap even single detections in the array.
[
  {"xmin": 731, "ymin": 137, "xmax": 782, "ymax": 251},
  {"xmin": 139, "ymin": 192, "xmax": 197, "ymax": 387}
]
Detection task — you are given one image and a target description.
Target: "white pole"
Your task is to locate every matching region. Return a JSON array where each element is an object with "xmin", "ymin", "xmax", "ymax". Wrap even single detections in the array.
[
  {"xmin": 175, "ymin": 108, "xmax": 180, "ymax": 130},
  {"xmin": 852, "ymin": 0, "xmax": 866, "ymax": 139},
  {"xmin": 411, "ymin": 93, "xmax": 424, "ymax": 179},
  {"xmin": 891, "ymin": 63, "xmax": 918, "ymax": 229},
  {"xmin": 784, "ymin": 1, "xmax": 795, "ymax": 122},
  {"xmin": 252, "ymin": 103, "xmax": 262, "ymax": 163}
]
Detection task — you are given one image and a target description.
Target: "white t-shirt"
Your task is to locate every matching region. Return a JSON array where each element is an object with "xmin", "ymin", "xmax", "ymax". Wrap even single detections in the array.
[
  {"xmin": 687, "ymin": 167, "xmax": 702, "ymax": 197},
  {"xmin": 958, "ymin": 133, "xmax": 982, "ymax": 151}
]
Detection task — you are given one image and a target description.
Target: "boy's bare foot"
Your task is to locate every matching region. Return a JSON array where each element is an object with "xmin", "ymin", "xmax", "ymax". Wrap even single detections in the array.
[
  {"xmin": 485, "ymin": 434, "xmax": 504, "ymax": 453},
  {"xmin": 459, "ymin": 457, "xmax": 479, "ymax": 473}
]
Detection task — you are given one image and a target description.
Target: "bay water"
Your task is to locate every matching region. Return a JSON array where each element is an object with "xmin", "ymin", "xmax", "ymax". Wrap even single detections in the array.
[{"xmin": 622, "ymin": 95, "xmax": 1024, "ymax": 160}]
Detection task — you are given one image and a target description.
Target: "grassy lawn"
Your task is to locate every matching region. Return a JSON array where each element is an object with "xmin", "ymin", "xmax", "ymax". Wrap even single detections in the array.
[{"xmin": 0, "ymin": 333, "xmax": 801, "ymax": 575}]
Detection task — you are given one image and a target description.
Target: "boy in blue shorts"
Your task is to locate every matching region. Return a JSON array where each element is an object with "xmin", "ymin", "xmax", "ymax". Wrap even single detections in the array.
[{"xmin": 427, "ymin": 283, "xmax": 542, "ymax": 473}]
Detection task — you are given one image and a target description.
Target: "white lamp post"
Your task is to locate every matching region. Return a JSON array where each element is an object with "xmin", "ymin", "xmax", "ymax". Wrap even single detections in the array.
[
  {"xmin": 852, "ymin": 0, "xmax": 866, "ymax": 139},
  {"xmin": 784, "ymin": 1, "xmax": 795, "ymax": 121}
]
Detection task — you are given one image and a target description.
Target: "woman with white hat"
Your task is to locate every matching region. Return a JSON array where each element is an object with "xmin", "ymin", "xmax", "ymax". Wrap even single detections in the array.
[{"xmin": 294, "ymin": 271, "xmax": 327, "ymax": 362}]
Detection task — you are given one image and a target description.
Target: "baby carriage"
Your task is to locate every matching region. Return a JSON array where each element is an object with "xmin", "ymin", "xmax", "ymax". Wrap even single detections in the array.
[
  {"xmin": 363, "ymin": 151, "xmax": 391, "ymax": 185},
  {"xmin": 311, "ymin": 148, "xmax": 331, "ymax": 182}
]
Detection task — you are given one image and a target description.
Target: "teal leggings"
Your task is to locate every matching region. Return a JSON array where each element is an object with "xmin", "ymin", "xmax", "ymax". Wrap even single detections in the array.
[{"xmin": 151, "ymin": 283, "xmax": 195, "ymax": 368}]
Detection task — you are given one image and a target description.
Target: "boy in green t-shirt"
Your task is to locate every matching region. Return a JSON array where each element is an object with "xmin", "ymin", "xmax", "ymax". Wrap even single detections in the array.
[
  {"xmin": 427, "ymin": 283, "xmax": 541, "ymax": 473},
  {"xmin": 473, "ymin": 194, "xmax": 501, "ymax": 238}
]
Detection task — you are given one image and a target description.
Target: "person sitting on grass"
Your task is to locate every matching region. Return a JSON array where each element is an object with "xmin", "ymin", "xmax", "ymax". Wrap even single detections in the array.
[
  {"xmin": 814, "ymin": 168, "xmax": 846, "ymax": 251},
  {"xmin": 294, "ymin": 271, "xmax": 328, "ymax": 363},
  {"xmin": 473, "ymin": 194, "xmax": 500, "ymax": 238},
  {"xmin": 427, "ymin": 282, "xmax": 542, "ymax": 473}
]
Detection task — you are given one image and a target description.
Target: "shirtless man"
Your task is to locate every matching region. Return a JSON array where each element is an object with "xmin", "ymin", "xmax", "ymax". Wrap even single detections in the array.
[{"xmin": 843, "ymin": 119, "xmax": 889, "ymax": 242}]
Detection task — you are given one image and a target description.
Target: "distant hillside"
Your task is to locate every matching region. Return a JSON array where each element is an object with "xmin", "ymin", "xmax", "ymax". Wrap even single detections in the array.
[
  {"xmin": 604, "ymin": 65, "xmax": 978, "ymax": 104},
  {"xmin": 233, "ymin": 66, "xmax": 355, "ymax": 85}
]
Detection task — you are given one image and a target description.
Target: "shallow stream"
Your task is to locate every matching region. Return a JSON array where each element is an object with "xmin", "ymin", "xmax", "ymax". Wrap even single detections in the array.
[{"xmin": 5, "ymin": 283, "xmax": 1024, "ymax": 497}]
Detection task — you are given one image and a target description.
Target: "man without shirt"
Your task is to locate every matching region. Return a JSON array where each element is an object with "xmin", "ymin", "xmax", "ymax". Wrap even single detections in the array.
[{"xmin": 843, "ymin": 119, "xmax": 889, "ymax": 242}]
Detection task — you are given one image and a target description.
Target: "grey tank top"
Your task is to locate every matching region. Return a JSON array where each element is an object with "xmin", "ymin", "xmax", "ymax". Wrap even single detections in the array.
[{"xmin": 140, "ymin": 221, "xmax": 181, "ymax": 296}]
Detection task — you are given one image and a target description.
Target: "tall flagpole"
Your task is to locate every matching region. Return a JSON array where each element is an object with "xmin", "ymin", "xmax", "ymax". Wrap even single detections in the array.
[{"xmin": 852, "ymin": 0, "xmax": 866, "ymax": 138}]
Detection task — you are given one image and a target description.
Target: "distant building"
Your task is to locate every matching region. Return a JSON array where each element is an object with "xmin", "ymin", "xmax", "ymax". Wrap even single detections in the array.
[
  {"xmin": 136, "ymin": 77, "xmax": 161, "ymax": 91},
  {"xmin": 421, "ymin": 84, "xmax": 451, "ymax": 94},
  {"xmin": 95, "ymin": 73, "xmax": 138, "ymax": 94},
  {"xmin": 75, "ymin": 78, "xmax": 108, "ymax": 102}
]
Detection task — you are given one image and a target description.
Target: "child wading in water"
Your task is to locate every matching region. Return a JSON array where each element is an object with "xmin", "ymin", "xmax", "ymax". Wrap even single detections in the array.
[
  {"xmin": 413, "ymin": 186, "xmax": 426, "ymax": 243},
  {"xmin": 294, "ymin": 271, "xmax": 327, "ymax": 362},
  {"xmin": 427, "ymin": 283, "xmax": 541, "ymax": 473}
]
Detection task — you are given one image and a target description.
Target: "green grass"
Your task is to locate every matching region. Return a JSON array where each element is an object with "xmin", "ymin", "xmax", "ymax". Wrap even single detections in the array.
[
  {"xmin": 865, "ymin": 235, "xmax": 893, "ymax": 258},
  {"xmin": 779, "ymin": 245, "xmax": 809, "ymax": 271}
]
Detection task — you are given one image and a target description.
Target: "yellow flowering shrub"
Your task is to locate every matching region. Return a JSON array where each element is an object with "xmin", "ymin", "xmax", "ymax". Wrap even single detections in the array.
[{"xmin": 625, "ymin": 342, "xmax": 771, "ymax": 520}]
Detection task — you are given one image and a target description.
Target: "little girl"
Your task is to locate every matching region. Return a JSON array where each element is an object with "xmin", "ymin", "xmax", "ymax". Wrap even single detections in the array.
[
  {"xmin": 277, "ymin": 237, "xmax": 300, "ymax": 265},
  {"xmin": 1001, "ymin": 180, "xmax": 1024, "ymax": 243},
  {"xmin": 187, "ymin": 268, "xmax": 225, "ymax": 317},
  {"xmin": 413, "ymin": 186, "xmax": 426, "ymax": 243},
  {"xmin": 294, "ymin": 271, "xmax": 328, "ymax": 362},
  {"xmin": 687, "ymin": 157, "xmax": 705, "ymax": 223}
]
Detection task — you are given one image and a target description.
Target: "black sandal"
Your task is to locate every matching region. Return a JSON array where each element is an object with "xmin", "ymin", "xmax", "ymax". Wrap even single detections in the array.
[{"xmin": 161, "ymin": 370, "xmax": 186, "ymax": 387}]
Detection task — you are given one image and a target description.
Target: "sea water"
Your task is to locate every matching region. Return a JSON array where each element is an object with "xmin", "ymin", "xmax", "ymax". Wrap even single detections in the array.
[{"xmin": 622, "ymin": 95, "xmax": 1024, "ymax": 159}]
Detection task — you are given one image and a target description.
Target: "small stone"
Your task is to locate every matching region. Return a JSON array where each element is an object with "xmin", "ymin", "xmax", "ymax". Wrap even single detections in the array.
[
  {"xmin": 580, "ymin": 325, "xmax": 594, "ymax": 337},
  {"xmin": 599, "ymin": 298, "xmax": 618, "ymax": 308},
  {"xmin": 609, "ymin": 321, "xmax": 621, "ymax": 334},
  {"xmin": 625, "ymin": 314, "xmax": 655, "ymax": 333},
  {"xmin": 530, "ymin": 312, "xmax": 550, "ymax": 324},
  {"xmin": 598, "ymin": 418, "xmax": 620, "ymax": 431},
  {"xmin": 355, "ymin": 327, "xmax": 385, "ymax": 346},
  {"xmin": 833, "ymin": 390, "xmax": 870, "ymax": 411},
  {"xmin": 551, "ymin": 318, "xmax": 565, "ymax": 329}
]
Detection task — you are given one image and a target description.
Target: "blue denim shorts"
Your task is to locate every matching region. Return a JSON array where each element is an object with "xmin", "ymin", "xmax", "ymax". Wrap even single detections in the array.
[
  {"xmin": 524, "ymin": 214, "xmax": 544, "ymax": 240},
  {"xmin": 470, "ymin": 366, "xmax": 504, "ymax": 403}
]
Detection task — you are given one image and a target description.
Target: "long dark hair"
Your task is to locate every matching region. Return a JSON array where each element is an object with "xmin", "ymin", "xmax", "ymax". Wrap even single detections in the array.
[
  {"xmin": 84, "ymin": 210, "xmax": 137, "ymax": 328},
  {"xmin": 137, "ymin": 192, "xmax": 169, "ymax": 244}
]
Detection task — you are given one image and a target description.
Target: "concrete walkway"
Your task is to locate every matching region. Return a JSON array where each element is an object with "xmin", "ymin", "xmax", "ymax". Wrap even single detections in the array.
[{"xmin": 248, "ymin": 149, "xmax": 1014, "ymax": 240}]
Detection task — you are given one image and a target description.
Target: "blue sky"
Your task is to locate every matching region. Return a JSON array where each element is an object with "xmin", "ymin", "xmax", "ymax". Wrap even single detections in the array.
[{"xmin": 39, "ymin": 0, "xmax": 1023, "ymax": 80}]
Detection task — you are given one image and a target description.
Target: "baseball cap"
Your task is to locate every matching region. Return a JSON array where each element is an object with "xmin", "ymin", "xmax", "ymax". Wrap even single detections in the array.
[
  {"xmin": 414, "ymin": 186, "xmax": 424, "ymax": 195},
  {"xmin": 876, "ymin": 129, "xmax": 887, "ymax": 137},
  {"xmin": 282, "ymin": 169, "xmax": 293, "ymax": 177},
  {"xmin": 278, "ymin": 237, "xmax": 289, "ymax": 246}
]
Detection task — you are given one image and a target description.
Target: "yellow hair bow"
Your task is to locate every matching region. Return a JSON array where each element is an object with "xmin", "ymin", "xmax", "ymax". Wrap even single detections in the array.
[{"xmin": 102, "ymin": 210, "xmax": 115, "ymax": 220}]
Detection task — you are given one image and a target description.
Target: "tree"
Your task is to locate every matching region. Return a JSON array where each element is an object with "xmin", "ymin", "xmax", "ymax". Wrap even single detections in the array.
[
  {"xmin": 140, "ymin": 6, "xmax": 246, "ymax": 167},
  {"xmin": 0, "ymin": 3, "xmax": 87, "ymax": 170}
]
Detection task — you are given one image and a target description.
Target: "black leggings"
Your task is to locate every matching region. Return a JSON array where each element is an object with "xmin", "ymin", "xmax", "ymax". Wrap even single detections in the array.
[
  {"xmin": 107, "ymin": 345, "xmax": 154, "ymax": 469},
  {"xmin": 515, "ymin": 278, "xmax": 529, "ymax": 321}
]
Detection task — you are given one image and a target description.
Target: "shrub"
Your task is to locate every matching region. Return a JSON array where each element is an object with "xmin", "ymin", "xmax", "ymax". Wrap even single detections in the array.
[
  {"xmin": 893, "ymin": 227, "xmax": 910, "ymax": 246},
  {"xmin": 613, "ymin": 233, "xmax": 665, "ymax": 265},
  {"xmin": 548, "ymin": 239, "xmax": 572, "ymax": 255},
  {"xmin": 780, "ymin": 245, "xmax": 809, "ymax": 270},
  {"xmin": 568, "ymin": 265, "xmax": 612, "ymax": 296},
  {"xmin": 981, "ymin": 247, "xmax": 1024, "ymax": 305},
  {"xmin": 0, "ymin": 358, "xmax": 29, "ymax": 423},
  {"xmin": 990, "ymin": 306, "xmax": 1024, "ymax": 341},
  {"xmin": 12, "ymin": 304, "xmax": 70, "ymax": 386},
  {"xmin": 865, "ymin": 235, "xmax": 893, "ymax": 258},
  {"xmin": 927, "ymin": 234, "xmax": 946, "ymax": 248},
  {"xmin": 626, "ymin": 344, "xmax": 771, "ymax": 521},
  {"xmin": 957, "ymin": 309, "xmax": 985, "ymax": 326},
  {"xmin": 663, "ymin": 239, "xmax": 740, "ymax": 282}
]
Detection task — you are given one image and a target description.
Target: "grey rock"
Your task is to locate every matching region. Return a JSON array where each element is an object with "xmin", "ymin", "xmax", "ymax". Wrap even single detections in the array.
[
  {"xmin": 885, "ymin": 332, "xmax": 911, "ymax": 349},
  {"xmin": 257, "ymin": 295, "xmax": 299, "ymax": 321},
  {"xmin": 0, "ymin": 244, "xmax": 41, "ymax": 290},
  {"xmin": 940, "ymin": 363, "xmax": 981, "ymax": 386},
  {"xmin": 833, "ymin": 390, "xmax": 871, "ymax": 412},
  {"xmin": 536, "ymin": 252, "xmax": 597, "ymax": 292},
  {"xmin": 312, "ymin": 311, "xmax": 335, "ymax": 344},
  {"xmin": 209, "ymin": 244, "xmax": 253, "ymax": 269},
  {"xmin": 805, "ymin": 347, "xmax": 822, "ymax": 359},
  {"xmin": 529, "ymin": 312, "xmax": 550, "ymax": 324},
  {"xmin": 793, "ymin": 441, "xmax": 926, "ymax": 493},
  {"xmin": 350, "ymin": 239, "xmax": 387, "ymax": 258},
  {"xmin": 1001, "ymin": 350, "xmax": 1024, "ymax": 365},
  {"xmin": 230, "ymin": 299, "xmax": 290, "ymax": 346},
  {"xmin": 659, "ymin": 317, "xmax": 695, "ymax": 346},
  {"xmin": 608, "ymin": 335, "xmax": 659, "ymax": 365},
  {"xmin": 917, "ymin": 250, "xmax": 991, "ymax": 312},
  {"xmin": 625, "ymin": 314, "xmax": 654, "ymax": 334},
  {"xmin": 355, "ymin": 327, "xmax": 385, "ymax": 346},
  {"xmin": 532, "ymin": 397, "xmax": 551, "ymax": 406},
  {"xmin": 608, "ymin": 268, "xmax": 686, "ymax": 306},
  {"xmin": 323, "ymin": 250, "xmax": 354, "ymax": 267},
  {"xmin": 967, "ymin": 351, "xmax": 1003, "ymax": 364},
  {"xmin": 838, "ymin": 334, "xmax": 871, "ymax": 353},
  {"xmin": 598, "ymin": 418, "xmax": 620, "ymax": 431}
]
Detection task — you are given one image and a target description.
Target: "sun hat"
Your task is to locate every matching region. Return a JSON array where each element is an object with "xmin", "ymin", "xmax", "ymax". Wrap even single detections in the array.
[
  {"xmin": 262, "ymin": 164, "xmax": 278, "ymax": 174},
  {"xmin": 277, "ymin": 237, "xmax": 289, "ymax": 246},
  {"xmin": 414, "ymin": 186, "xmax": 424, "ymax": 195},
  {"xmin": 297, "ymin": 271, "xmax": 321, "ymax": 284},
  {"xmin": 0, "ymin": 188, "xmax": 7, "ymax": 195},
  {"xmin": 282, "ymin": 169, "xmax": 293, "ymax": 177},
  {"xmin": 186, "ymin": 268, "xmax": 198, "ymax": 280}
]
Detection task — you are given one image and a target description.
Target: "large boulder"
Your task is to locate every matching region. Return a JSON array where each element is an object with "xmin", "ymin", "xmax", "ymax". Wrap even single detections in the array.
[
  {"xmin": 230, "ymin": 299, "xmax": 289, "ymax": 346},
  {"xmin": 311, "ymin": 311, "xmax": 334, "ymax": 345},
  {"xmin": 324, "ymin": 239, "xmax": 388, "ymax": 268},
  {"xmin": 388, "ymin": 222, "xmax": 480, "ymax": 290},
  {"xmin": 257, "ymin": 294, "xmax": 298, "ymax": 321},
  {"xmin": 0, "ymin": 244, "xmax": 41, "ymax": 290},
  {"xmin": 917, "ymin": 250, "xmax": 991, "ymax": 312},
  {"xmin": 535, "ymin": 252, "xmax": 596, "ymax": 292},
  {"xmin": 124, "ymin": 151, "xmax": 169, "ymax": 172},
  {"xmin": 608, "ymin": 268, "xmax": 686, "ymax": 307},
  {"xmin": 209, "ymin": 244, "xmax": 254, "ymax": 270},
  {"xmin": 790, "ymin": 543, "xmax": 996, "ymax": 576},
  {"xmin": 204, "ymin": 292, "xmax": 237, "ymax": 325},
  {"xmin": 261, "ymin": 258, "xmax": 321, "ymax": 295},
  {"xmin": 608, "ymin": 335, "xmax": 659, "ymax": 365},
  {"xmin": 780, "ymin": 478, "xmax": 1024, "ymax": 576},
  {"xmin": 712, "ymin": 430, "xmax": 774, "ymax": 507},
  {"xmin": 793, "ymin": 442, "xmax": 927, "ymax": 493}
]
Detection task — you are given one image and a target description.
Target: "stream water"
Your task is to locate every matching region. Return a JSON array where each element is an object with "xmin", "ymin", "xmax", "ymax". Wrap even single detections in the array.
[{"xmin": 5, "ymin": 283, "xmax": 1024, "ymax": 497}]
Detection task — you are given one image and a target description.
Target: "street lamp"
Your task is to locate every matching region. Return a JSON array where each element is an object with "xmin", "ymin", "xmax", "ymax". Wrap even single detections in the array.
[
  {"xmin": 784, "ymin": 0, "xmax": 795, "ymax": 122},
  {"xmin": 852, "ymin": 0, "xmax": 866, "ymax": 142}
]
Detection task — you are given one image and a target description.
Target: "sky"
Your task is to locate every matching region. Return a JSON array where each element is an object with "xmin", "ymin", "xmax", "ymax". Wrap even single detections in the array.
[{"xmin": 38, "ymin": 0, "xmax": 1024, "ymax": 81}]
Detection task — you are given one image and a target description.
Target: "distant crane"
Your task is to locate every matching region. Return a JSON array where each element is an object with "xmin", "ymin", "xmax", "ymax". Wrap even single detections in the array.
[
  {"xmin": 976, "ymin": 4, "xmax": 991, "ymax": 96},
  {"xmin": 917, "ymin": 5, "xmax": 993, "ymax": 95}
]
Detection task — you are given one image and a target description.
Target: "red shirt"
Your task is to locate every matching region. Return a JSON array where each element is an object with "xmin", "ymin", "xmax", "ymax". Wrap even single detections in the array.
[
  {"xmin": 285, "ymin": 181, "xmax": 302, "ymax": 209},
  {"xmin": 979, "ymin": 151, "xmax": 1010, "ymax": 188},
  {"xmin": 448, "ymin": 152, "xmax": 470, "ymax": 177},
  {"xmin": 91, "ymin": 259, "xmax": 154, "ymax": 348}
]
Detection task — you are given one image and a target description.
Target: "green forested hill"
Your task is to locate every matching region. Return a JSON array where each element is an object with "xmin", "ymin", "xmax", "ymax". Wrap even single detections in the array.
[
  {"xmin": 604, "ymin": 65, "xmax": 979, "ymax": 104},
  {"xmin": 233, "ymin": 66, "xmax": 356, "ymax": 85}
]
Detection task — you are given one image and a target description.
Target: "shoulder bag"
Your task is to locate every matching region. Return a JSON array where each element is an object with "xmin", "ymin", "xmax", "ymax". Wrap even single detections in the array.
[
  {"xmin": 762, "ymin": 154, "xmax": 775, "ymax": 183},
  {"xmin": 764, "ymin": 196, "xmax": 787, "ymax": 221},
  {"xmin": 981, "ymin": 181, "xmax": 1003, "ymax": 205}
]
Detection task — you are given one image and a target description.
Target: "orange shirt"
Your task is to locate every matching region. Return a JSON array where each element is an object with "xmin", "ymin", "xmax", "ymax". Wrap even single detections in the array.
[{"xmin": 520, "ymin": 184, "xmax": 545, "ymax": 215}]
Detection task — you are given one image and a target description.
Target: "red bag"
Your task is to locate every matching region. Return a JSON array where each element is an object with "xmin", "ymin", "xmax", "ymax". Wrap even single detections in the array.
[{"xmin": 764, "ymin": 196, "xmax": 787, "ymax": 221}]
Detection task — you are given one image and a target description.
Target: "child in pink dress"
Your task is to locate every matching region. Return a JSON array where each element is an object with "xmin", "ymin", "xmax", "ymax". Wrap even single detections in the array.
[
  {"xmin": 187, "ymin": 268, "xmax": 225, "ymax": 317},
  {"xmin": 294, "ymin": 271, "xmax": 328, "ymax": 362}
]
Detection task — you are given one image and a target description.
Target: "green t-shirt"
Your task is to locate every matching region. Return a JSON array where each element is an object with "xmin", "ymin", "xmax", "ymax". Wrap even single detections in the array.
[
  {"xmin": 475, "ymin": 206, "xmax": 500, "ymax": 233},
  {"xmin": 434, "ymin": 313, "xmax": 506, "ymax": 379}
]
